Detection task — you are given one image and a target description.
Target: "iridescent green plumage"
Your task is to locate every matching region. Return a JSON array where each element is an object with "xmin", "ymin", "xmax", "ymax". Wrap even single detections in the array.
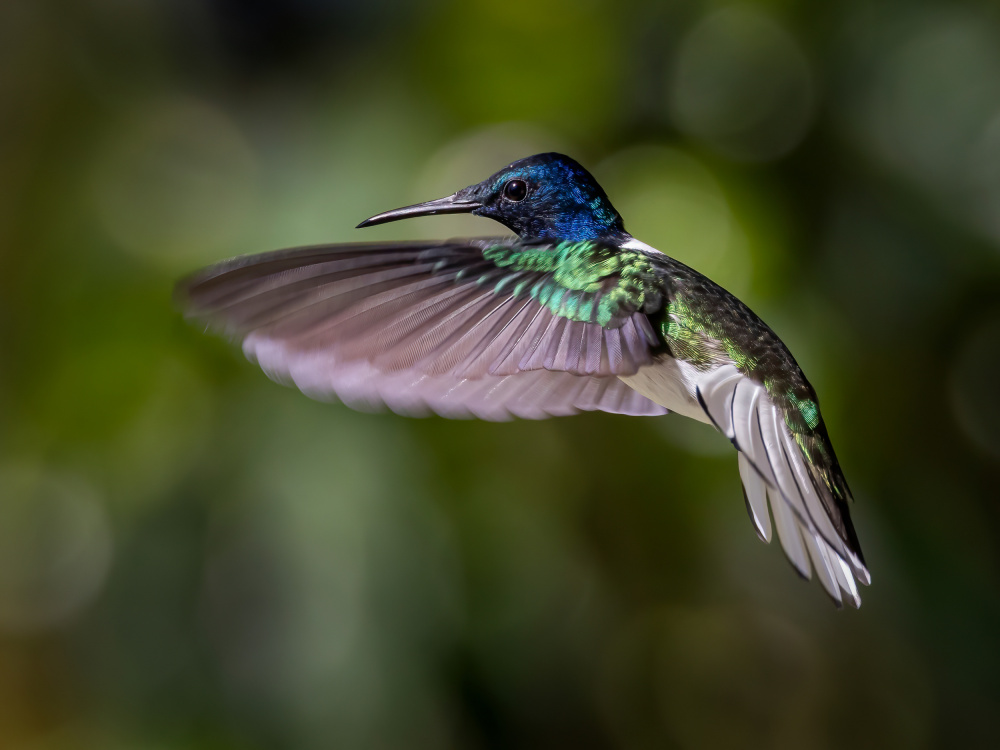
[{"xmin": 480, "ymin": 241, "xmax": 661, "ymax": 326}]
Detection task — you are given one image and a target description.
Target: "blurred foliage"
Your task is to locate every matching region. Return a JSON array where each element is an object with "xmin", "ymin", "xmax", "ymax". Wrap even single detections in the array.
[{"xmin": 1, "ymin": 0, "xmax": 999, "ymax": 748}]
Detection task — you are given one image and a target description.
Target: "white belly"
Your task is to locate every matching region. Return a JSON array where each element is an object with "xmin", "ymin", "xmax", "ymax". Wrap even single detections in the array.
[{"xmin": 619, "ymin": 358, "xmax": 712, "ymax": 424}]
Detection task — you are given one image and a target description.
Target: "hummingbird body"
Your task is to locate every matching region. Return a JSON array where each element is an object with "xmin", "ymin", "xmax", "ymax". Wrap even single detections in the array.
[{"xmin": 179, "ymin": 153, "xmax": 869, "ymax": 607}]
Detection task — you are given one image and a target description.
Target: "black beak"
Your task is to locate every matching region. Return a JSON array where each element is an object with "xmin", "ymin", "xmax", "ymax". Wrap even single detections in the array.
[{"xmin": 356, "ymin": 192, "xmax": 481, "ymax": 228}]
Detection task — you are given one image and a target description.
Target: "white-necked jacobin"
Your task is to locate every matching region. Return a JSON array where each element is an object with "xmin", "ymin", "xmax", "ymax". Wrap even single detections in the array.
[{"xmin": 178, "ymin": 152, "xmax": 869, "ymax": 607}]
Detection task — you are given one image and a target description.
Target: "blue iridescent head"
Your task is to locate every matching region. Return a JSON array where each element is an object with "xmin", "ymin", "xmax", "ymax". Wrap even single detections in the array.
[{"xmin": 358, "ymin": 153, "xmax": 627, "ymax": 242}]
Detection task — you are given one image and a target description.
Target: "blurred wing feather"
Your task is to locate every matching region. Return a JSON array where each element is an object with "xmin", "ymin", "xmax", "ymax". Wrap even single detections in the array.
[{"xmin": 177, "ymin": 239, "xmax": 668, "ymax": 420}]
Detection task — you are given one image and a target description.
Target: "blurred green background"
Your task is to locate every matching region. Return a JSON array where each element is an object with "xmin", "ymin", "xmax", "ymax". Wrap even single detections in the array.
[{"xmin": 2, "ymin": 0, "xmax": 999, "ymax": 748}]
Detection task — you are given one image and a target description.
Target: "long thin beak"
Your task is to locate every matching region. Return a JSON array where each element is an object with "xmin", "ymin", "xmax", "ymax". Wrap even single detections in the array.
[{"xmin": 356, "ymin": 192, "xmax": 481, "ymax": 228}]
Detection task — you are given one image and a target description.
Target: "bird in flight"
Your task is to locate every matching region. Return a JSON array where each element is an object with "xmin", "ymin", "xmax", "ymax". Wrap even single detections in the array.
[{"xmin": 177, "ymin": 152, "xmax": 869, "ymax": 607}]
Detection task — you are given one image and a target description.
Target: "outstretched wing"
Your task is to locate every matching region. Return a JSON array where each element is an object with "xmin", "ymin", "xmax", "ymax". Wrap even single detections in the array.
[
  {"xmin": 176, "ymin": 238, "xmax": 668, "ymax": 420},
  {"xmin": 645, "ymin": 251, "xmax": 869, "ymax": 606},
  {"xmin": 696, "ymin": 366, "xmax": 869, "ymax": 607}
]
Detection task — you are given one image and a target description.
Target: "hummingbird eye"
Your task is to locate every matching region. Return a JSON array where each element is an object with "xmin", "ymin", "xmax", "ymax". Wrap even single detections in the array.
[{"xmin": 503, "ymin": 179, "xmax": 528, "ymax": 202}]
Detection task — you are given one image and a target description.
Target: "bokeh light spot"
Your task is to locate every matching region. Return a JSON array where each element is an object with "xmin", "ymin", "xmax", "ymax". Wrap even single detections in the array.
[
  {"xmin": 599, "ymin": 145, "xmax": 751, "ymax": 296},
  {"xmin": 0, "ymin": 465, "xmax": 113, "ymax": 632},
  {"xmin": 670, "ymin": 7, "xmax": 816, "ymax": 162},
  {"xmin": 848, "ymin": 10, "xmax": 1000, "ymax": 246},
  {"xmin": 92, "ymin": 97, "xmax": 259, "ymax": 269}
]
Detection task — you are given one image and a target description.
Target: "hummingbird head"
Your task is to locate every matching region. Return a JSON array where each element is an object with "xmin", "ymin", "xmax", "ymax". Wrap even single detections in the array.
[{"xmin": 358, "ymin": 153, "xmax": 627, "ymax": 242}]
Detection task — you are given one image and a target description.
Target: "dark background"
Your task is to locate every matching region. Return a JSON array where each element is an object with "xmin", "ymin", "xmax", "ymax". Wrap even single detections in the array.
[{"xmin": 2, "ymin": 1, "xmax": 999, "ymax": 748}]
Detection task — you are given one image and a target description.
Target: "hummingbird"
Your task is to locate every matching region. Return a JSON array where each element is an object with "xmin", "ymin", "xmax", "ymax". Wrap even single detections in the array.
[{"xmin": 178, "ymin": 152, "xmax": 869, "ymax": 607}]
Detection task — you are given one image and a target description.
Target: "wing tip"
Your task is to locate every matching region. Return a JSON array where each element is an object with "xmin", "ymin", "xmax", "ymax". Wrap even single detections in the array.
[
  {"xmin": 847, "ymin": 550, "xmax": 872, "ymax": 586},
  {"xmin": 740, "ymin": 483, "xmax": 769, "ymax": 543},
  {"xmin": 711, "ymin": 373, "xmax": 870, "ymax": 609}
]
